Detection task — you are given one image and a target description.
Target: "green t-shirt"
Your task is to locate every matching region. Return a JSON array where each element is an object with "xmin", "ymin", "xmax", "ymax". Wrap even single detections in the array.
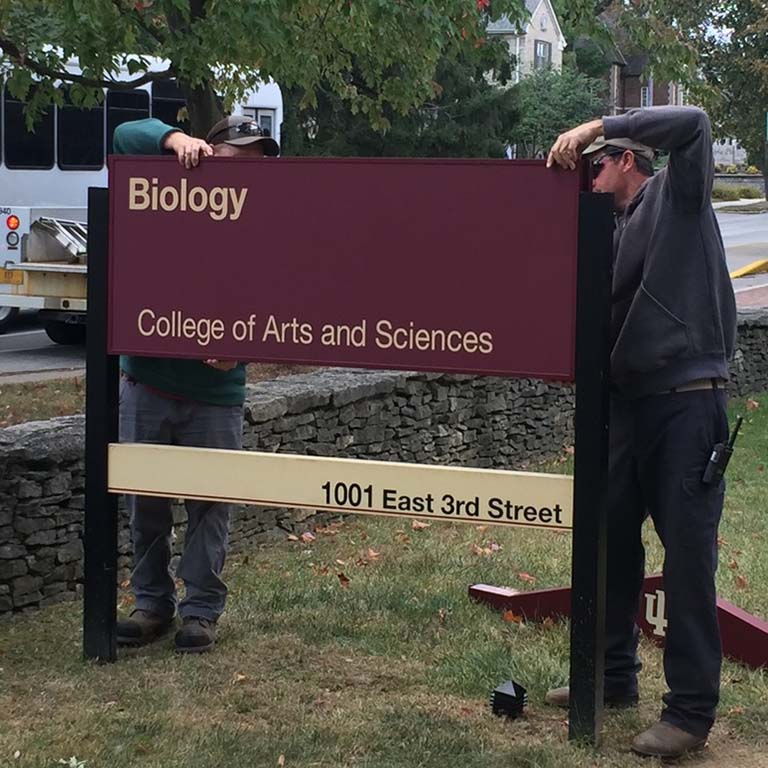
[{"xmin": 114, "ymin": 119, "xmax": 246, "ymax": 406}]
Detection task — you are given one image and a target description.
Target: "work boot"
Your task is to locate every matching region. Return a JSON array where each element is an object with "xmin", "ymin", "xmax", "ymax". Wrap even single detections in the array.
[
  {"xmin": 544, "ymin": 686, "xmax": 639, "ymax": 709},
  {"xmin": 631, "ymin": 721, "xmax": 707, "ymax": 759},
  {"xmin": 175, "ymin": 616, "xmax": 216, "ymax": 654},
  {"xmin": 116, "ymin": 609, "xmax": 174, "ymax": 646}
]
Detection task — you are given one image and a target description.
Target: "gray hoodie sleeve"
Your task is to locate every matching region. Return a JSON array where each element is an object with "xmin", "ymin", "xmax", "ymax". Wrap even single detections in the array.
[{"xmin": 602, "ymin": 106, "xmax": 714, "ymax": 213}]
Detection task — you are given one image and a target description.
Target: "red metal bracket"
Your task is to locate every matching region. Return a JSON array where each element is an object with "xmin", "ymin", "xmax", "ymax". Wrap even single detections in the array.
[{"xmin": 469, "ymin": 575, "xmax": 768, "ymax": 669}]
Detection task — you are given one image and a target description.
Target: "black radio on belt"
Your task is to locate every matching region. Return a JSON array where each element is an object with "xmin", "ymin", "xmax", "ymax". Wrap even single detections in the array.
[{"xmin": 702, "ymin": 416, "xmax": 743, "ymax": 486}]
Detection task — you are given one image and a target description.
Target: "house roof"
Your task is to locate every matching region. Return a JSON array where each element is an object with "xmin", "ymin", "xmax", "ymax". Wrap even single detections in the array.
[
  {"xmin": 623, "ymin": 53, "xmax": 649, "ymax": 77},
  {"xmin": 487, "ymin": 0, "xmax": 563, "ymax": 39}
]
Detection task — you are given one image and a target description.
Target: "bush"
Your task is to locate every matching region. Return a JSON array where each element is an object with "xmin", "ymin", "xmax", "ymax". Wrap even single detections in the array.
[
  {"xmin": 737, "ymin": 185, "xmax": 763, "ymax": 199},
  {"xmin": 746, "ymin": 165, "xmax": 761, "ymax": 175},
  {"xmin": 712, "ymin": 185, "xmax": 741, "ymax": 201}
]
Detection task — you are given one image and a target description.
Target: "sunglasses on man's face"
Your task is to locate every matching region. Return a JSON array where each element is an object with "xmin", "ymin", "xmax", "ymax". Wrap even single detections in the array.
[{"xmin": 591, "ymin": 149, "xmax": 626, "ymax": 177}]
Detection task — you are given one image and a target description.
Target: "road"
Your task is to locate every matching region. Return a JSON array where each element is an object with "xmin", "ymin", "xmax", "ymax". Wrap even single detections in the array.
[
  {"xmin": 0, "ymin": 313, "xmax": 85, "ymax": 380},
  {"xmin": 0, "ymin": 209, "xmax": 766, "ymax": 380}
]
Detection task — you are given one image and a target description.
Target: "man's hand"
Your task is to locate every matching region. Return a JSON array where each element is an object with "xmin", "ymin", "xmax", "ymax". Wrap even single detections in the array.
[
  {"xmin": 163, "ymin": 131, "xmax": 215, "ymax": 169},
  {"xmin": 204, "ymin": 359, "xmax": 238, "ymax": 371},
  {"xmin": 547, "ymin": 119, "xmax": 604, "ymax": 170}
]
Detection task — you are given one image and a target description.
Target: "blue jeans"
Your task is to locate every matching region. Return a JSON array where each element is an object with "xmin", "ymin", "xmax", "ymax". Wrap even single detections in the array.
[
  {"xmin": 604, "ymin": 388, "xmax": 727, "ymax": 737},
  {"xmin": 119, "ymin": 378, "xmax": 243, "ymax": 621}
]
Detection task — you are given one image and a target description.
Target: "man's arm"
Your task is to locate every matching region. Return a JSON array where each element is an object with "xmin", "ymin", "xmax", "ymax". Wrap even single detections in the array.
[
  {"xmin": 603, "ymin": 106, "xmax": 714, "ymax": 212},
  {"xmin": 113, "ymin": 118, "xmax": 214, "ymax": 168}
]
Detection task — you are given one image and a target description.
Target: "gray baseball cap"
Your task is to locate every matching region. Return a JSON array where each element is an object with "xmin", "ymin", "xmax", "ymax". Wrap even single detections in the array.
[
  {"xmin": 582, "ymin": 136, "xmax": 655, "ymax": 163},
  {"xmin": 206, "ymin": 115, "xmax": 280, "ymax": 156}
]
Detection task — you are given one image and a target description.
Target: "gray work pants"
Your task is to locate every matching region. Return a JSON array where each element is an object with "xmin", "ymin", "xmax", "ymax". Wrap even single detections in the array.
[{"xmin": 119, "ymin": 377, "xmax": 243, "ymax": 621}]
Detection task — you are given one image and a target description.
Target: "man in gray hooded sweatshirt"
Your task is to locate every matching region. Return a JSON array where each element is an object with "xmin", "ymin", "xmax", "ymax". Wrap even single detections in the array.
[{"xmin": 544, "ymin": 106, "xmax": 737, "ymax": 759}]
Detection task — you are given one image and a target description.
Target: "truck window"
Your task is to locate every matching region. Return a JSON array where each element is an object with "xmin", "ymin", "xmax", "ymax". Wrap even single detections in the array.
[
  {"xmin": 151, "ymin": 79, "xmax": 190, "ymax": 133},
  {"xmin": 107, "ymin": 89, "xmax": 150, "ymax": 153},
  {"xmin": 3, "ymin": 85, "xmax": 55, "ymax": 170},
  {"xmin": 57, "ymin": 86, "xmax": 105, "ymax": 170}
]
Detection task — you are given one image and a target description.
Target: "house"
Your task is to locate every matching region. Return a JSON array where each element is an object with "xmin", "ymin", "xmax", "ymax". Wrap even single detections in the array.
[
  {"xmin": 609, "ymin": 52, "xmax": 686, "ymax": 114},
  {"xmin": 486, "ymin": 0, "xmax": 567, "ymax": 83}
]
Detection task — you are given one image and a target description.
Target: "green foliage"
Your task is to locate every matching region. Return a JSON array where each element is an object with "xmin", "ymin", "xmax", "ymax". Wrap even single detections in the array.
[
  {"xmin": 509, "ymin": 65, "xmax": 606, "ymax": 158},
  {"xmin": 0, "ymin": 0, "xmax": 527, "ymax": 134},
  {"xmin": 283, "ymin": 39, "xmax": 518, "ymax": 158}
]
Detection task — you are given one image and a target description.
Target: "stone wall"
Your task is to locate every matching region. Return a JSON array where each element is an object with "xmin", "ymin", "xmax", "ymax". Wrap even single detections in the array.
[{"xmin": 1, "ymin": 311, "xmax": 767, "ymax": 617}]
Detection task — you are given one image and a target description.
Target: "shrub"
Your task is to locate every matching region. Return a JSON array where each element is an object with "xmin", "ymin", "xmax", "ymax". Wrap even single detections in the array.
[
  {"xmin": 737, "ymin": 185, "xmax": 763, "ymax": 199},
  {"xmin": 712, "ymin": 185, "xmax": 741, "ymax": 201}
]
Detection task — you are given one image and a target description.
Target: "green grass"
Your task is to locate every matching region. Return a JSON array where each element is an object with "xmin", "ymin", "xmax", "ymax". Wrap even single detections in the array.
[{"xmin": 0, "ymin": 396, "xmax": 766, "ymax": 767}]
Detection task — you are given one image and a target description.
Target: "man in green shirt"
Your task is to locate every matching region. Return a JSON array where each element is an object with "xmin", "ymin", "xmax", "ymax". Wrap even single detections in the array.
[{"xmin": 115, "ymin": 115, "xmax": 279, "ymax": 653}]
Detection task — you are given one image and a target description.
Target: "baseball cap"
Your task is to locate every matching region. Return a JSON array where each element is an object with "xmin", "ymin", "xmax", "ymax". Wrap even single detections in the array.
[
  {"xmin": 206, "ymin": 115, "xmax": 280, "ymax": 156},
  {"xmin": 582, "ymin": 136, "xmax": 655, "ymax": 163}
]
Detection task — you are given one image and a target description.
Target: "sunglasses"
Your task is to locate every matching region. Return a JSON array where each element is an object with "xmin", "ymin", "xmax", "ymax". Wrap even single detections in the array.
[
  {"xmin": 591, "ymin": 149, "xmax": 625, "ymax": 177},
  {"xmin": 209, "ymin": 121, "xmax": 270, "ymax": 144}
]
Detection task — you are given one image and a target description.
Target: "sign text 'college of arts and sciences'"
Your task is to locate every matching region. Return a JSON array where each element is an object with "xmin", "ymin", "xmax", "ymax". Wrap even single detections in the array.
[{"xmin": 108, "ymin": 157, "xmax": 581, "ymax": 379}]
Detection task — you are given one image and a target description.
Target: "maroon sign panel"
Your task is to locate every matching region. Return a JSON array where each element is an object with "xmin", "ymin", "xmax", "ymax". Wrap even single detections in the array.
[{"xmin": 108, "ymin": 157, "xmax": 580, "ymax": 379}]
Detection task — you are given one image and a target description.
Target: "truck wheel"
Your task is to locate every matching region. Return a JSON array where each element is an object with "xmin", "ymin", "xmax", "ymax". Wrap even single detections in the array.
[
  {"xmin": 44, "ymin": 320, "xmax": 86, "ymax": 345},
  {"xmin": 0, "ymin": 306, "xmax": 19, "ymax": 334}
]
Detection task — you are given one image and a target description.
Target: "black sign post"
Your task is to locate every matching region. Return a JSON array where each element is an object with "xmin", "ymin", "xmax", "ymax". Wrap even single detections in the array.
[
  {"xmin": 83, "ymin": 187, "xmax": 119, "ymax": 662},
  {"xmin": 569, "ymin": 192, "xmax": 614, "ymax": 743}
]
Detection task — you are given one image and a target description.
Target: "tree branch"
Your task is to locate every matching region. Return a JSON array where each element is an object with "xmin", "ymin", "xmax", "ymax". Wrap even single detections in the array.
[
  {"xmin": 0, "ymin": 36, "xmax": 175, "ymax": 89},
  {"xmin": 111, "ymin": 0, "xmax": 167, "ymax": 48}
]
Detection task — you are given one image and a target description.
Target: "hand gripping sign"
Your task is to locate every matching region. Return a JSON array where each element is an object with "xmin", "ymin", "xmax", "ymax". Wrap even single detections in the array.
[{"xmin": 84, "ymin": 157, "xmax": 614, "ymax": 744}]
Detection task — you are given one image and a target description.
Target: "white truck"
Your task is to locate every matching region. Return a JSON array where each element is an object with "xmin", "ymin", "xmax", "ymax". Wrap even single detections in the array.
[
  {"xmin": 0, "ymin": 207, "xmax": 88, "ymax": 343},
  {"xmin": 0, "ymin": 62, "xmax": 283, "ymax": 341}
]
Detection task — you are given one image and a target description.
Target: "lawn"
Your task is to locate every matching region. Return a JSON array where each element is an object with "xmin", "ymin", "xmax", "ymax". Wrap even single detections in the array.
[{"xmin": 0, "ymin": 396, "xmax": 766, "ymax": 767}]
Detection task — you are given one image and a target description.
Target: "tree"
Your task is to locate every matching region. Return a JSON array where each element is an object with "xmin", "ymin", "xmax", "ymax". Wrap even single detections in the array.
[
  {"xmin": 0, "ymin": 0, "xmax": 527, "ymax": 137},
  {"xmin": 282, "ymin": 38, "xmax": 518, "ymax": 158},
  {"xmin": 551, "ymin": 1, "xmax": 768, "ymax": 193},
  {"xmin": 508, "ymin": 65, "xmax": 606, "ymax": 158}
]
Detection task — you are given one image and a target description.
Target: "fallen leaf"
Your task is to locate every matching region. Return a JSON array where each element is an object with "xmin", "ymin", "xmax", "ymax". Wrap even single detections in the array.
[
  {"xmin": 502, "ymin": 610, "xmax": 524, "ymax": 624},
  {"xmin": 565, "ymin": 445, "xmax": 575, "ymax": 455},
  {"xmin": 489, "ymin": 542, "xmax": 501, "ymax": 552},
  {"xmin": 746, "ymin": 398, "xmax": 760, "ymax": 411},
  {"xmin": 300, "ymin": 532, "xmax": 316, "ymax": 543},
  {"xmin": 470, "ymin": 543, "xmax": 493, "ymax": 556},
  {"xmin": 366, "ymin": 548, "xmax": 381, "ymax": 561},
  {"xmin": 335, "ymin": 559, "xmax": 347, "ymax": 566},
  {"xmin": 286, "ymin": 534, "xmax": 299, "ymax": 542},
  {"xmin": 728, "ymin": 707, "xmax": 745, "ymax": 716},
  {"xmin": 232, "ymin": 673, "xmax": 247, "ymax": 684},
  {"xmin": 735, "ymin": 574, "xmax": 749, "ymax": 589},
  {"xmin": 757, "ymin": 465, "xmax": 765, "ymax": 472},
  {"xmin": 278, "ymin": 755, "xmax": 286, "ymax": 767},
  {"xmin": 517, "ymin": 572, "xmax": 536, "ymax": 584},
  {"xmin": 728, "ymin": 559, "xmax": 739, "ymax": 570},
  {"xmin": 337, "ymin": 572, "xmax": 351, "ymax": 588},
  {"xmin": 542, "ymin": 617, "xmax": 556, "ymax": 630},
  {"xmin": 412, "ymin": 520, "xmax": 431, "ymax": 531},
  {"xmin": 437, "ymin": 608, "xmax": 447, "ymax": 626},
  {"xmin": 475, "ymin": 525, "xmax": 488, "ymax": 532},
  {"xmin": 717, "ymin": 536, "xmax": 728, "ymax": 547}
]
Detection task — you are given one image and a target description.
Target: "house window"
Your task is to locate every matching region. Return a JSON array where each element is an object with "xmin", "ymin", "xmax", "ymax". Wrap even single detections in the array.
[
  {"xmin": 243, "ymin": 107, "xmax": 275, "ymax": 136},
  {"xmin": 677, "ymin": 87, "xmax": 686, "ymax": 106},
  {"xmin": 534, "ymin": 40, "xmax": 552, "ymax": 70},
  {"xmin": 640, "ymin": 86, "xmax": 651, "ymax": 108}
]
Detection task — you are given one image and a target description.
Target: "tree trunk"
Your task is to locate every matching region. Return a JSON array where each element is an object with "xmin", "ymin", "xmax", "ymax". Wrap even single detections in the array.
[
  {"xmin": 166, "ymin": 0, "xmax": 222, "ymax": 138},
  {"xmin": 180, "ymin": 82, "xmax": 224, "ymax": 138}
]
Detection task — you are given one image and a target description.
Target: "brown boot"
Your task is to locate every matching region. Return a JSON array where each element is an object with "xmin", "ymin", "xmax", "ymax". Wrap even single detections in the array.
[
  {"xmin": 116, "ymin": 609, "xmax": 175, "ymax": 646},
  {"xmin": 631, "ymin": 722, "xmax": 707, "ymax": 759},
  {"xmin": 174, "ymin": 616, "xmax": 216, "ymax": 654},
  {"xmin": 544, "ymin": 686, "xmax": 639, "ymax": 709}
]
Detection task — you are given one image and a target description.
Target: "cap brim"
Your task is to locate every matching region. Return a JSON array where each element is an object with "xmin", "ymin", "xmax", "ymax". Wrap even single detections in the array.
[
  {"xmin": 223, "ymin": 136, "xmax": 280, "ymax": 156},
  {"xmin": 582, "ymin": 138, "xmax": 608, "ymax": 157}
]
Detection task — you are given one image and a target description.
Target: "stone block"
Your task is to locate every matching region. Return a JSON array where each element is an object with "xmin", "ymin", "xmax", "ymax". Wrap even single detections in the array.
[
  {"xmin": 12, "ymin": 574, "xmax": 44, "ymax": 595},
  {"xmin": 57, "ymin": 539, "xmax": 83, "ymax": 564},
  {"xmin": 0, "ymin": 559, "xmax": 27, "ymax": 580},
  {"xmin": 0, "ymin": 544, "xmax": 25, "ymax": 560}
]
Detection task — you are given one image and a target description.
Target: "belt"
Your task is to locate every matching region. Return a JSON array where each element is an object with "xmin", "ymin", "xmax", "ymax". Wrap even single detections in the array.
[{"xmin": 664, "ymin": 378, "xmax": 726, "ymax": 394}]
